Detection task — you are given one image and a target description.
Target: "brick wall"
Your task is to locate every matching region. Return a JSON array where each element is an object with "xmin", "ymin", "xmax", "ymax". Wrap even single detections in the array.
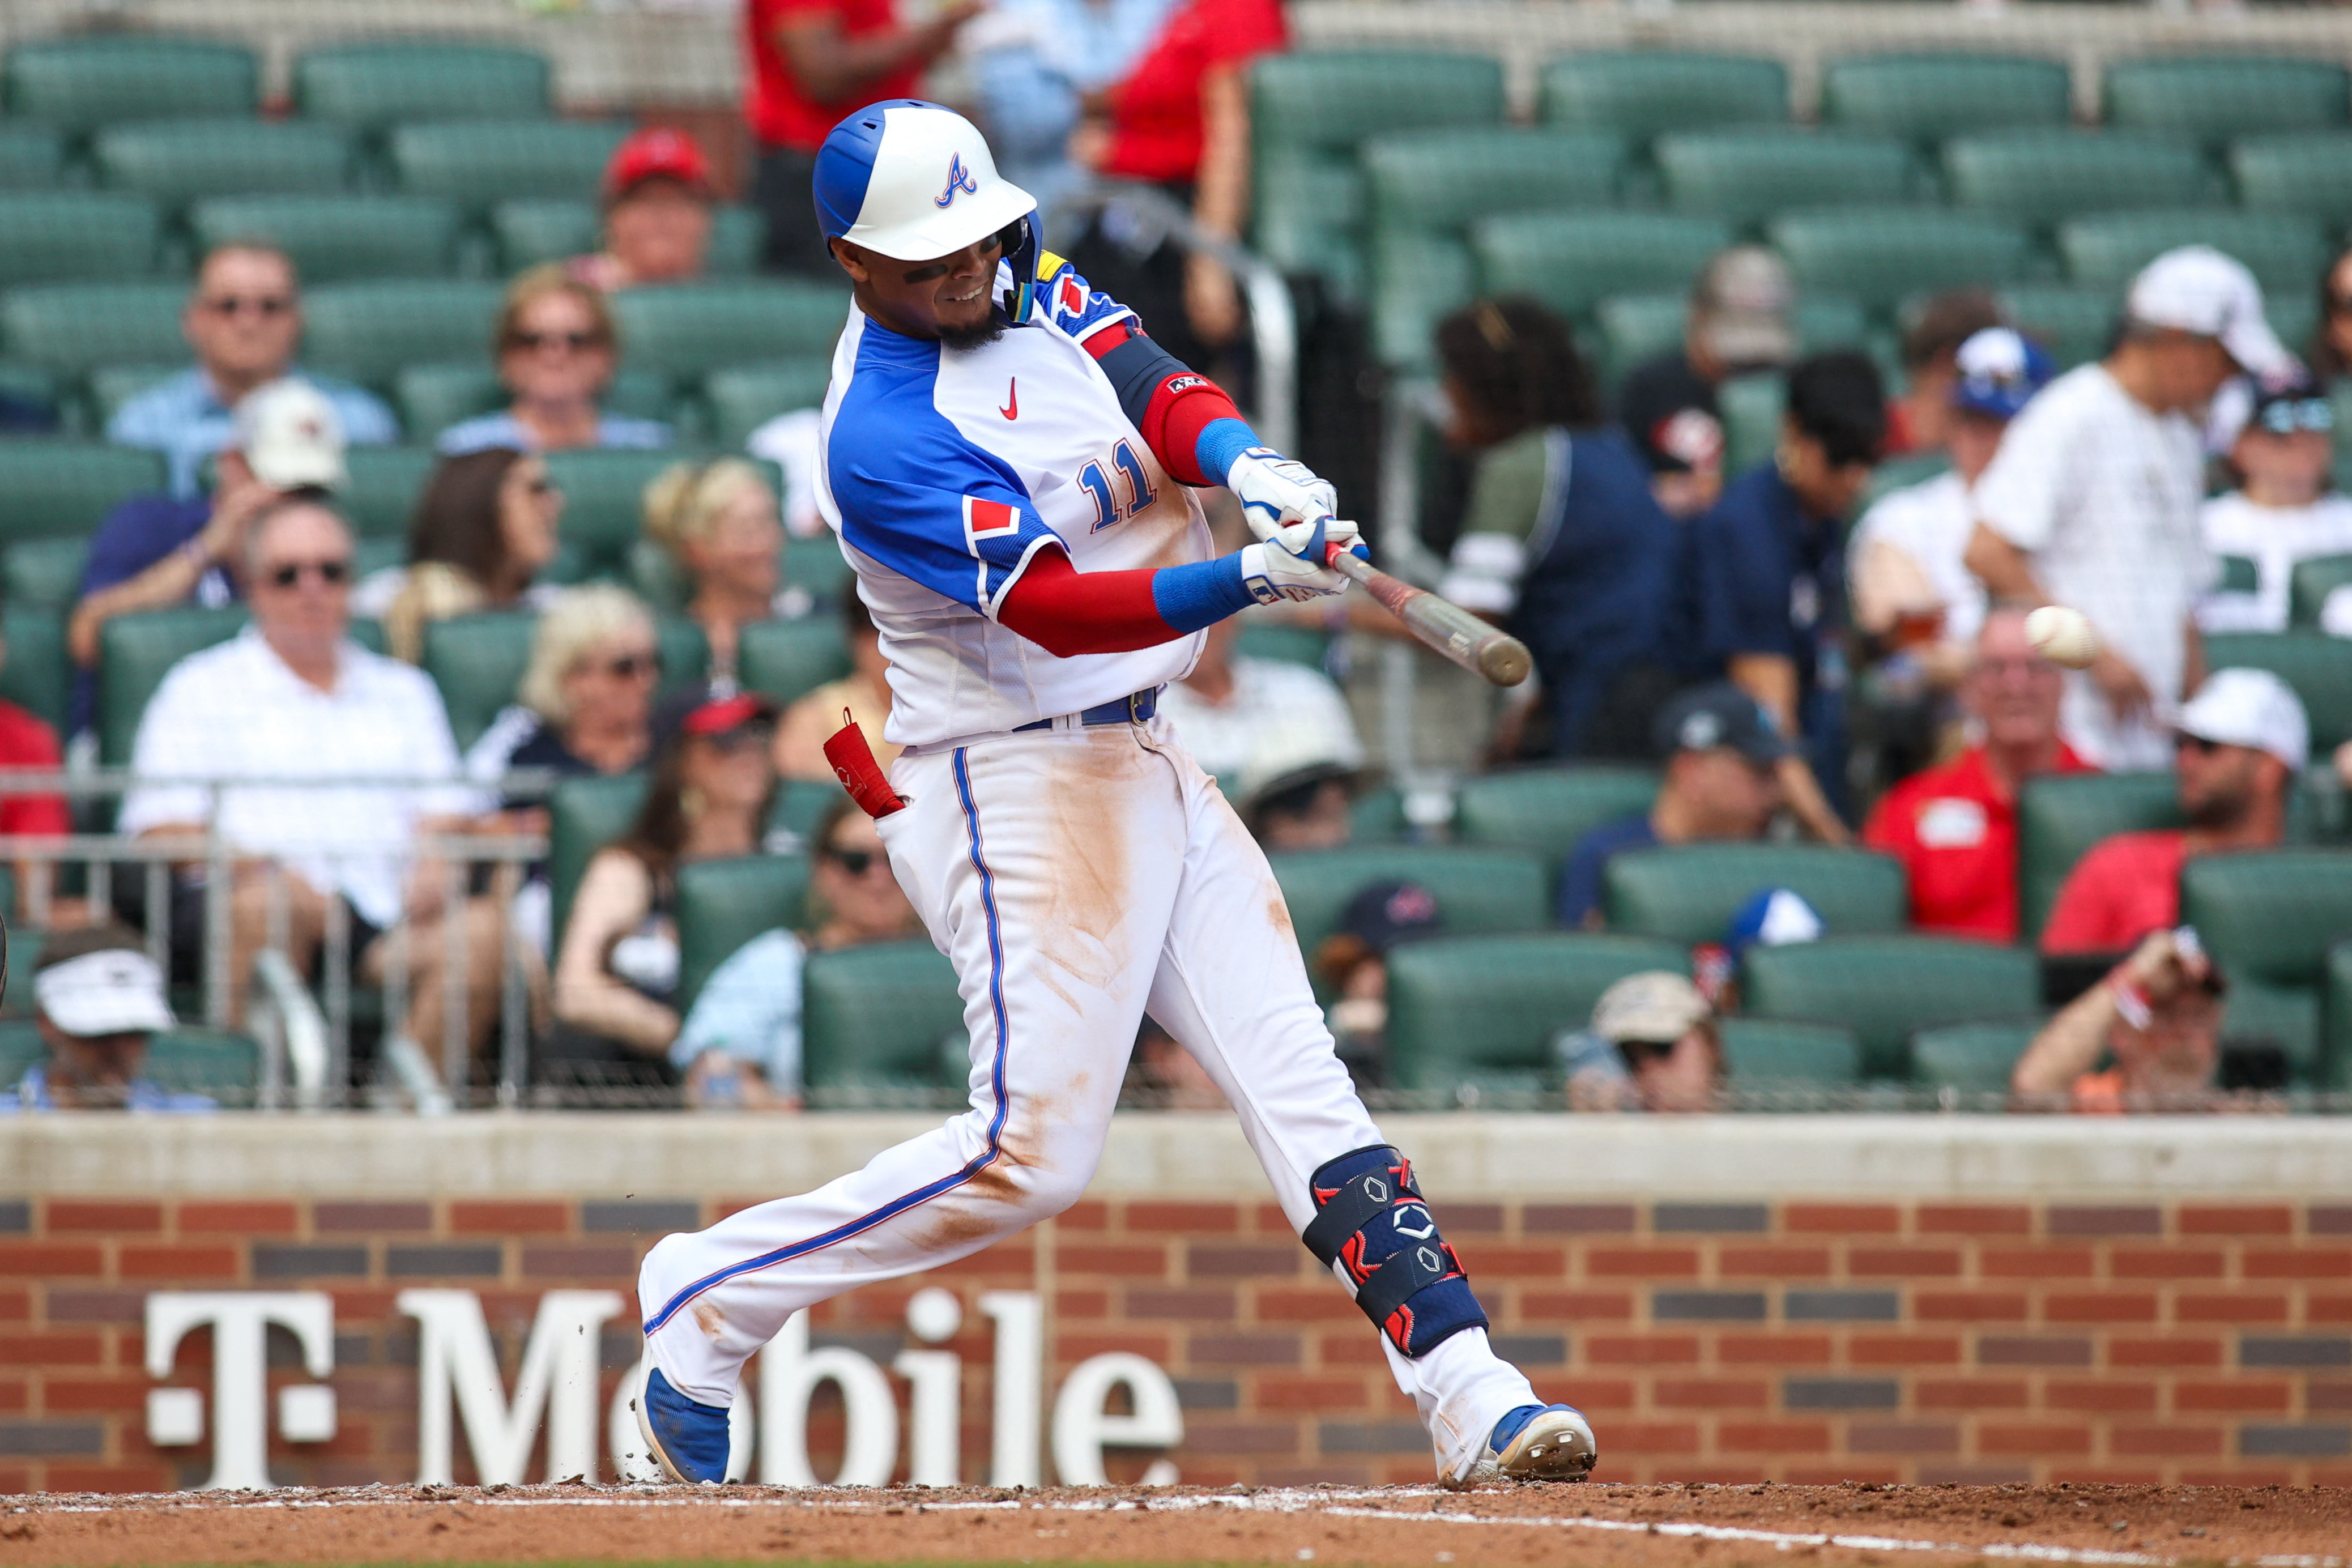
[{"xmin": 5, "ymin": 1191, "xmax": 2350, "ymax": 1492}]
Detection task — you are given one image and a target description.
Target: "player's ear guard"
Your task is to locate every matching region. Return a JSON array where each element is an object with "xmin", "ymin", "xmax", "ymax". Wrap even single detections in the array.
[
  {"xmin": 824, "ymin": 710, "xmax": 906, "ymax": 819},
  {"xmin": 1000, "ymin": 214, "xmax": 1042, "ymax": 325},
  {"xmin": 1302, "ymin": 1145, "xmax": 1488, "ymax": 1358}
]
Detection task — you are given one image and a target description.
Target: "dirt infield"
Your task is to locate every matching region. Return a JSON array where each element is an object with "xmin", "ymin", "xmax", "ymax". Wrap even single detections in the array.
[{"xmin": 3, "ymin": 1481, "xmax": 2347, "ymax": 1567}]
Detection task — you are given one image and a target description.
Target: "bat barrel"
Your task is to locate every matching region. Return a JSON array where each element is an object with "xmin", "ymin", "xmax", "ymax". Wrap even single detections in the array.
[{"xmin": 1324, "ymin": 539, "xmax": 1532, "ymax": 688}]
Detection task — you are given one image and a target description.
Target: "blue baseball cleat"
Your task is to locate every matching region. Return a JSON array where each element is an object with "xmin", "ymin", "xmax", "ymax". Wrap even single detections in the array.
[
  {"xmin": 636, "ymin": 1365, "xmax": 731, "ymax": 1484},
  {"xmin": 1449, "ymin": 1402, "xmax": 1598, "ymax": 1489}
]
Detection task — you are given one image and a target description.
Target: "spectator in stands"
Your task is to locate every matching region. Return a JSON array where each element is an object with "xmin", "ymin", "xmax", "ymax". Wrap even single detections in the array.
[
  {"xmin": 71, "ymin": 380, "xmax": 350, "ymax": 737},
  {"xmin": 1967, "ymin": 247, "xmax": 2293, "ymax": 772},
  {"xmin": 2042, "ymin": 667, "xmax": 2307, "ymax": 955},
  {"xmin": 1431, "ymin": 297, "xmax": 1679, "ymax": 759},
  {"xmin": 670, "ymin": 796, "xmax": 923, "ymax": 1109},
  {"xmin": 466, "ymin": 585, "xmax": 658, "ymax": 802},
  {"xmin": 644, "ymin": 459, "xmax": 802, "ymax": 683},
  {"xmin": 2197, "ymin": 372, "xmax": 2352, "ymax": 635},
  {"xmin": 2012, "ymin": 927, "xmax": 2230, "ymax": 1113},
  {"xmin": 1558, "ymin": 683, "xmax": 1787, "ymax": 928},
  {"xmin": 1615, "ymin": 247, "xmax": 1795, "ymax": 517},
  {"xmin": 2305, "ymin": 241, "xmax": 2352, "ymax": 384},
  {"xmin": 118, "ymin": 496, "xmax": 505, "ymax": 1058},
  {"xmin": 437, "ymin": 267, "xmax": 671, "ymax": 457},
  {"xmin": 1228, "ymin": 687, "xmax": 1365, "ymax": 851},
  {"xmin": 744, "ymin": 0, "xmax": 981, "ymax": 275},
  {"xmin": 549, "ymin": 687, "xmax": 779, "ymax": 1094},
  {"xmin": 1882, "ymin": 289, "xmax": 2004, "ymax": 458},
  {"xmin": 1313, "ymin": 879, "xmax": 1441, "ymax": 1090},
  {"xmin": 108, "ymin": 243, "xmax": 395, "ymax": 499},
  {"xmin": 1157, "ymin": 612, "xmax": 1361, "ymax": 782},
  {"xmin": 570, "ymin": 128, "xmax": 717, "ymax": 294},
  {"xmin": 1558, "ymin": 971, "xmax": 1723, "ymax": 1114},
  {"xmin": 1688, "ymin": 350, "xmax": 1887, "ymax": 841},
  {"xmin": 1862, "ymin": 605, "xmax": 2095, "ymax": 942},
  {"xmin": 774, "ymin": 584, "xmax": 898, "ymax": 782},
  {"xmin": 1067, "ymin": 0, "xmax": 1288, "ymax": 369},
  {"xmin": 5, "ymin": 926, "xmax": 208, "ymax": 1113},
  {"xmin": 357, "ymin": 448, "xmax": 568, "ymax": 663}
]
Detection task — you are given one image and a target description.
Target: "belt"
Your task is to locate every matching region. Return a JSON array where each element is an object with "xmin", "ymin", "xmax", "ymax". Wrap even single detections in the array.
[{"xmin": 1013, "ymin": 687, "xmax": 1160, "ymax": 732}]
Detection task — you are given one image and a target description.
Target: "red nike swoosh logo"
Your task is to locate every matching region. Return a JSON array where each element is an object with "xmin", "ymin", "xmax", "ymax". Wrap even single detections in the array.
[{"xmin": 1000, "ymin": 379, "xmax": 1017, "ymax": 419}]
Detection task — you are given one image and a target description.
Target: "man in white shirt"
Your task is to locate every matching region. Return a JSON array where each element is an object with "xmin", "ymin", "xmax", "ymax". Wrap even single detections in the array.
[
  {"xmin": 2197, "ymin": 372, "xmax": 2352, "ymax": 634},
  {"xmin": 1965, "ymin": 247, "xmax": 2295, "ymax": 770},
  {"xmin": 118, "ymin": 497, "xmax": 505, "ymax": 1067}
]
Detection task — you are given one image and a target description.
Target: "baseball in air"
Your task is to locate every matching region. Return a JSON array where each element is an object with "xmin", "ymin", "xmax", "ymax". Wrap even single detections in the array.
[{"xmin": 2025, "ymin": 605, "xmax": 2099, "ymax": 669}]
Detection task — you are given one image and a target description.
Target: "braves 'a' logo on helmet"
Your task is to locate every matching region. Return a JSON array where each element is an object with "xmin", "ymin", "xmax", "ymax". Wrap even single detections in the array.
[{"xmin": 935, "ymin": 152, "xmax": 979, "ymax": 208}]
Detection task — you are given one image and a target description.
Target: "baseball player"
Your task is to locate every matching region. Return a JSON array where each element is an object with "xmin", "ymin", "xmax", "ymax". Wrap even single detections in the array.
[{"xmin": 635, "ymin": 100, "xmax": 1595, "ymax": 1490}]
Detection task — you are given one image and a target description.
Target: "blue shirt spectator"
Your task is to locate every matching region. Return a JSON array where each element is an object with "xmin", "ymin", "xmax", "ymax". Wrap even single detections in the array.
[
  {"xmin": 448, "ymin": 265, "xmax": 673, "ymax": 458},
  {"xmin": 437, "ymin": 409, "xmax": 670, "ymax": 457},
  {"xmin": 112, "ymin": 368, "xmax": 397, "ymax": 499},
  {"xmin": 1558, "ymin": 813, "xmax": 1660, "ymax": 927},
  {"xmin": 2, "ymin": 925, "xmax": 215, "ymax": 1113}
]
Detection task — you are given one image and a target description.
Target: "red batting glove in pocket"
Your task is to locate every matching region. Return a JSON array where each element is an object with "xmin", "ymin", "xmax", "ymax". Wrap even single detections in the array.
[{"xmin": 823, "ymin": 710, "xmax": 905, "ymax": 819}]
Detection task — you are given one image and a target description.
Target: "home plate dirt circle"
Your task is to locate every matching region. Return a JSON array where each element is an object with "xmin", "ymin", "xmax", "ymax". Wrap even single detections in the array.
[{"xmin": 4, "ymin": 1481, "xmax": 2347, "ymax": 1566}]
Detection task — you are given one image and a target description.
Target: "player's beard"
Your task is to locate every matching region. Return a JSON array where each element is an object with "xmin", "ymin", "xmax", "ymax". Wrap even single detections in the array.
[{"xmin": 938, "ymin": 310, "xmax": 1008, "ymax": 352}]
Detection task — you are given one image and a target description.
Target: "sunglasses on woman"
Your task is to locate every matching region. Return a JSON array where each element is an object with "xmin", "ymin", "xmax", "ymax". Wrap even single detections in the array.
[
  {"xmin": 509, "ymin": 330, "xmax": 603, "ymax": 353},
  {"xmin": 2253, "ymin": 398, "xmax": 2333, "ymax": 436},
  {"xmin": 265, "ymin": 558, "xmax": 350, "ymax": 589},
  {"xmin": 587, "ymin": 652, "xmax": 657, "ymax": 680},
  {"xmin": 824, "ymin": 844, "xmax": 882, "ymax": 876}
]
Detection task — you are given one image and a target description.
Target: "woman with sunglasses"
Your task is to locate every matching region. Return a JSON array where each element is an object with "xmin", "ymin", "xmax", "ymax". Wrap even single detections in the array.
[
  {"xmin": 2196, "ymin": 371, "xmax": 2352, "ymax": 635},
  {"xmin": 357, "ymin": 446, "xmax": 569, "ymax": 662},
  {"xmin": 436, "ymin": 266, "xmax": 671, "ymax": 457},
  {"xmin": 643, "ymin": 458, "xmax": 803, "ymax": 681},
  {"xmin": 546, "ymin": 687, "xmax": 780, "ymax": 1098}
]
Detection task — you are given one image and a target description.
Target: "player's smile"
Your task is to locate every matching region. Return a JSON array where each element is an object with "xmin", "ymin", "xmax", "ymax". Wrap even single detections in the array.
[{"xmin": 830, "ymin": 233, "xmax": 1004, "ymax": 345}]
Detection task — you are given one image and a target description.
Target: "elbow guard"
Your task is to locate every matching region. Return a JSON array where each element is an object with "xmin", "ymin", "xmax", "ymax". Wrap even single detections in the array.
[{"xmin": 1302, "ymin": 1145, "xmax": 1489, "ymax": 1358}]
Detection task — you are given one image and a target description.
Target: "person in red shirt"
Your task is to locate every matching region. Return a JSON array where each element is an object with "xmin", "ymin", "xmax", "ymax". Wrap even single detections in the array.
[
  {"xmin": 2040, "ymin": 667, "xmax": 2306, "ymax": 954},
  {"xmin": 1863, "ymin": 604, "xmax": 2094, "ymax": 940},
  {"xmin": 743, "ymin": 0, "xmax": 981, "ymax": 274},
  {"xmin": 0, "ymin": 623, "xmax": 74, "ymax": 923}
]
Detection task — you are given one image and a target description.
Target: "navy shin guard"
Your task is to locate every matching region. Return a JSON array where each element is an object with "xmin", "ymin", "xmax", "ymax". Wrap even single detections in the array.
[{"xmin": 1302, "ymin": 1145, "xmax": 1488, "ymax": 1358}]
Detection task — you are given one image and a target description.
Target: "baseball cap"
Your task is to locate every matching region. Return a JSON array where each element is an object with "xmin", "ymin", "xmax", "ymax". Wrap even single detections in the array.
[
  {"xmin": 35, "ymin": 945, "xmax": 174, "ymax": 1038},
  {"xmin": 604, "ymin": 127, "xmax": 712, "ymax": 202},
  {"xmin": 2126, "ymin": 246, "xmax": 2294, "ymax": 378},
  {"xmin": 651, "ymin": 683, "xmax": 777, "ymax": 755},
  {"xmin": 2178, "ymin": 667, "xmax": 2309, "ymax": 772},
  {"xmin": 1950, "ymin": 327, "xmax": 2053, "ymax": 422},
  {"xmin": 815, "ymin": 100, "xmax": 1034, "ymax": 262},
  {"xmin": 232, "ymin": 379, "xmax": 347, "ymax": 492},
  {"xmin": 1725, "ymin": 887, "xmax": 1825, "ymax": 963},
  {"xmin": 1337, "ymin": 880, "xmax": 1443, "ymax": 955},
  {"xmin": 1652, "ymin": 683, "xmax": 1792, "ymax": 766},
  {"xmin": 1692, "ymin": 246, "xmax": 1797, "ymax": 370},
  {"xmin": 1592, "ymin": 971, "xmax": 1712, "ymax": 1047}
]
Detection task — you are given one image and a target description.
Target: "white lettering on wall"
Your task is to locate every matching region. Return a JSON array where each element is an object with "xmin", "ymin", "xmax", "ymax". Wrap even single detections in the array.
[
  {"xmin": 399, "ymin": 1288, "xmax": 624, "ymax": 1485},
  {"xmin": 892, "ymin": 1287, "xmax": 964, "ymax": 1485},
  {"xmin": 144, "ymin": 1292, "xmax": 336, "ymax": 1490},
  {"xmin": 756, "ymin": 1309, "xmax": 898, "ymax": 1486},
  {"xmin": 1051, "ymin": 1352, "xmax": 1184, "ymax": 1486},
  {"xmin": 978, "ymin": 1290, "xmax": 1043, "ymax": 1487}
]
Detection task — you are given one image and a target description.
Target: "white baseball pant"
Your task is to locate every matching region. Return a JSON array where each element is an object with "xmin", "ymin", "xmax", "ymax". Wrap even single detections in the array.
[{"xmin": 638, "ymin": 715, "xmax": 1539, "ymax": 1482}]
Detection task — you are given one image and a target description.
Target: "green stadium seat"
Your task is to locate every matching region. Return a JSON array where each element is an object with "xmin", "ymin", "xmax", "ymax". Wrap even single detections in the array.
[
  {"xmin": 389, "ymin": 120, "xmax": 630, "ymax": 216},
  {"xmin": 351, "ymin": 536, "xmax": 406, "ymax": 583},
  {"xmin": 702, "ymin": 360, "xmax": 833, "ymax": 450},
  {"xmin": 2104, "ymin": 57, "xmax": 2349, "ymax": 152},
  {"xmin": 189, "ymin": 195, "xmax": 461, "ymax": 284},
  {"xmin": 770, "ymin": 777, "xmax": 843, "ymax": 843},
  {"xmin": 1540, "ymin": 52, "xmax": 1789, "ymax": 150},
  {"xmin": 1473, "ymin": 211, "xmax": 1732, "ymax": 321},
  {"xmin": 2217, "ymin": 555, "xmax": 2260, "ymax": 598},
  {"xmin": 300, "ymin": 280, "xmax": 504, "ymax": 389},
  {"xmin": 2203, "ymin": 630, "xmax": 2352, "ymax": 752},
  {"xmin": 1268, "ymin": 845, "xmax": 1550, "ymax": 961},
  {"xmin": 0, "ymin": 282, "xmax": 186, "ymax": 381},
  {"xmin": 1861, "ymin": 450, "xmax": 1952, "ymax": 511},
  {"xmin": 800, "ymin": 939, "xmax": 966, "ymax": 1100},
  {"xmin": 1657, "ymin": 130, "xmax": 1916, "ymax": 231},
  {"xmin": 610, "ymin": 281, "xmax": 851, "ymax": 388},
  {"xmin": 99, "ymin": 605, "xmax": 248, "ymax": 766},
  {"xmin": 0, "ymin": 123, "xmax": 66, "ymax": 188},
  {"xmin": 2290, "ymin": 554, "xmax": 2352, "ymax": 629},
  {"xmin": 1600, "ymin": 843, "xmax": 1908, "ymax": 947},
  {"xmin": 0, "ymin": 442, "xmax": 165, "ymax": 545},
  {"xmin": 341, "ymin": 446, "xmax": 438, "ymax": 538},
  {"xmin": 549, "ymin": 772, "xmax": 647, "ymax": 951},
  {"xmin": 1719, "ymin": 1018, "xmax": 1864, "ymax": 1089},
  {"xmin": 1250, "ymin": 52, "xmax": 1505, "ymax": 300},
  {"xmin": 785, "ymin": 532, "xmax": 854, "ymax": 604},
  {"xmin": 1452, "ymin": 765, "xmax": 1659, "ymax": 870},
  {"xmin": 293, "ymin": 43, "xmax": 551, "ymax": 130},
  {"xmin": 490, "ymin": 199, "xmax": 768, "ymax": 276},
  {"xmin": 419, "ymin": 613, "xmax": 535, "ymax": 750},
  {"xmin": 1910, "ymin": 1021, "xmax": 2036, "ymax": 1097},
  {"xmin": 2182, "ymin": 849, "xmax": 2352, "ymax": 1084},
  {"xmin": 2232, "ymin": 132, "xmax": 2352, "ymax": 235},
  {"xmin": 0, "ymin": 193, "xmax": 161, "ymax": 286},
  {"xmin": 707, "ymin": 206, "xmax": 769, "ymax": 276},
  {"xmin": 1999, "ymin": 284, "xmax": 2120, "ymax": 370},
  {"xmin": 147, "ymin": 1028, "xmax": 265, "ymax": 1101},
  {"xmin": 1362, "ymin": 127, "xmax": 1626, "ymax": 369},
  {"xmin": 655, "ymin": 615, "xmax": 713, "ymax": 703},
  {"xmin": 1384, "ymin": 932, "xmax": 1688, "ymax": 1096},
  {"xmin": 1349, "ymin": 784, "xmax": 1407, "ymax": 844},
  {"xmin": 1819, "ymin": 54, "xmax": 2073, "ymax": 149},
  {"xmin": 3, "ymin": 36, "xmax": 257, "ymax": 133},
  {"xmin": 1769, "ymin": 209, "xmax": 2033, "ymax": 314},
  {"xmin": 2058, "ymin": 209, "xmax": 2327, "ymax": 295},
  {"xmin": 675, "ymin": 853, "xmax": 813, "ymax": 1015},
  {"xmin": 1943, "ymin": 130, "xmax": 2217, "ymax": 235},
  {"xmin": 739, "ymin": 616, "xmax": 851, "ymax": 708},
  {"xmin": 1234, "ymin": 621, "xmax": 1328, "ymax": 670},
  {"xmin": 4, "ymin": 535, "xmax": 89, "ymax": 614},
  {"xmin": 1719, "ymin": 372, "xmax": 1786, "ymax": 478},
  {"xmin": 2017, "ymin": 772, "xmax": 2183, "ymax": 943},
  {"xmin": 1742, "ymin": 934, "xmax": 2040, "ymax": 1080},
  {"xmin": 84, "ymin": 365, "xmax": 181, "ymax": 429},
  {"xmin": 93, "ymin": 120, "xmax": 353, "ymax": 210},
  {"xmin": 0, "ymin": 1019, "xmax": 37, "ymax": 1080},
  {"xmin": 0, "ymin": 604, "xmax": 70, "ymax": 736},
  {"xmin": 540, "ymin": 448, "xmax": 683, "ymax": 574},
  {"xmin": 2325, "ymin": 939, "xmax": 2352, "ymax": 1090}
]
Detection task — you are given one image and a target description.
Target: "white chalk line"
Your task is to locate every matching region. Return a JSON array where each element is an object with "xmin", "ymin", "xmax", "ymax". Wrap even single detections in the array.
[{"xmin": 15, "ymin": 1484, "xmax": 2342, "ymax": 1567}]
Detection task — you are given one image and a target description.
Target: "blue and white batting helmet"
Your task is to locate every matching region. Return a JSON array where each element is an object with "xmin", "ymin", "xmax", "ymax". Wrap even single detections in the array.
[{"xmin": 813, "ymin": 100, "xmax": 1036, "ymax": 263}]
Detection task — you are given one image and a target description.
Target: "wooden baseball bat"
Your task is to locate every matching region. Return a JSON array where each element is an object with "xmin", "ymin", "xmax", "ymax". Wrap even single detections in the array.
[{"xmin": 1323, "ymin": 538, "xmax": 1532, "ymax": 687}]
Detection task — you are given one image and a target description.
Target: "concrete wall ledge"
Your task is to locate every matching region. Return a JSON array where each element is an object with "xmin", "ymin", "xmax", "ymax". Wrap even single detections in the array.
[{"xmin": 5, "ymin": 1112, "xmax": 2349, "ymax": 1199}]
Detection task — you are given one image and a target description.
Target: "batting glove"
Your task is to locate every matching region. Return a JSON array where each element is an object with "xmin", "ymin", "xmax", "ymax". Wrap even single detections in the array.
[
  {"xmin": 1238, "ymin": 542, "xmax": 1347, "ymax": 603},
  {"xmin": 1228, "ymin": 447, "xmax": 1358, "ymax": 561}
]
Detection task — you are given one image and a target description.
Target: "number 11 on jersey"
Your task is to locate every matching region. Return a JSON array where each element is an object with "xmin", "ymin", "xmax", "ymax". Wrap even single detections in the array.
[{"xmin": 1080, "ymin": 440, "xmax": 1159, "ymax": 532}]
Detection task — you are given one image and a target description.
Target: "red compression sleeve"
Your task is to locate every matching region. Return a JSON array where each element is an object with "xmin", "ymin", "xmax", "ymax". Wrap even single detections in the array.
[{"xmin": 996, "ymin": 547, "xmax": 1181, "ymax": 657}]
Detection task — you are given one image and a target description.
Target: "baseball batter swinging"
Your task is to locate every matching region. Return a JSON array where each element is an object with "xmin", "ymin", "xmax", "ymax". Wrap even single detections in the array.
[{"xmin": 635, "ymin": 100, "xmax": 1596, "ymax": 1490}]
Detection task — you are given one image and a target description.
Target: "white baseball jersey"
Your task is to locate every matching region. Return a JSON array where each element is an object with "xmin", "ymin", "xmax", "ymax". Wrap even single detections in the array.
[{"xmin": 817, "ymin": 255, "xmax": 1212, "ymax": 747}]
